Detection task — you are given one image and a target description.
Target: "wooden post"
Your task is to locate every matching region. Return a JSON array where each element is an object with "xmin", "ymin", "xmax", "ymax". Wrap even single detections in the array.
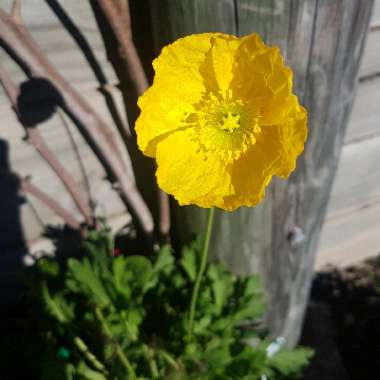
[{"xmin": 148, "ymin": 0, "xmax": 374, "ymax": 345}]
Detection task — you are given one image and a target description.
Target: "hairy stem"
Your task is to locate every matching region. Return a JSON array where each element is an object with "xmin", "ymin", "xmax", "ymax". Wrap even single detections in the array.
[
  {"xmin": 73, "ymin": 336, "xmax": 107, "ymax": 374},
  {"xmin": 187, "ymin": 208, "xmax": 215, "ymax": 338},
  {"xmin": 42, "ymin": 282, "xmax": 106, "ymax": 373},
  {"xmin": 143, "ymin": 344, "xmax": 159, "ymax": 378},
  {"xmin": 95, "ymin": 307, "xmax": 136, "ymax": 379}
]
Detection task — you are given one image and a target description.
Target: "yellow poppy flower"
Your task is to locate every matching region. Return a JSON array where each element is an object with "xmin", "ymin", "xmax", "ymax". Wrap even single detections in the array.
[{"xmin": 135, "ymin": 33, "xmax": 307, "ymax": 210}]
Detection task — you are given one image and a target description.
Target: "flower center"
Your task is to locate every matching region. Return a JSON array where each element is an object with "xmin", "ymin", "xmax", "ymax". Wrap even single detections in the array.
[
  {"xmin": 219, "ymin": 112, "xmax": 241, "ymax": 132},
  {"xmin": 184, "ymin": 92, "xmax": 262, "ymax": 162}
]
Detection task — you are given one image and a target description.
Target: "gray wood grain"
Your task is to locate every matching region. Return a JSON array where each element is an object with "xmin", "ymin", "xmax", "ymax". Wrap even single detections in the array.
[
  {"xmin": 149, "ymin": 0, "xmax": 236, "ymax": 54},
  {"xmin": 150, "ymin": 0, "xmax": 374, "ymax": 346},
  {"xmin": 317, "ymin": 199, "xmax": 380, "ymax": 268},
  {"xmin": 344, "ymin": 79, "xmax": 380, "ymax": 143},
  {"xmin": 316, "ymin": 5, "xmax": 380, "ymax": 267},
  {"xmin": 326, "ymin": 133, "xmax": 380, "ymax": 220},
  {"xmin": 372, "ymin": 0, "xmax": 380, "ymax": 26},
  {"xmin": 358, "ymin": 30, "xmax": 380, "ymax": 79}
]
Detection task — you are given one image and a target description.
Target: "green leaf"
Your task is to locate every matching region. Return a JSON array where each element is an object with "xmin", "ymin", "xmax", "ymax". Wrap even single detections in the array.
[
  {"xmin": 225, "ymin": 346, "xmax": 267, "ymax": 379},
  {"xmin": 66, "ymin": 258, "xmax": 110, "ymax": 307},
  {"xmin": 153, "ymin": 245, "xmax": 175, "ymax": 276},
  {"xmin": 267, "ymin": 347, "xmax": 314, "ymax": 377},
  {"xmin": 38, "ymin": 257, "xmax": 60, "ymax": 278},
  {"xmin": 124, "ymin": 255, "xmax": 153, "ymax": 288},
  {"xmin": 180, "ymin": 245, "xmax": 198, "ymax": 282},
  {"xmin": 125, "ymin": 307, "xmax": 144, "ymax": 340},
  {"xmin": 112, "ymin": 256, "xmax": 133, "ymax": 300},
  {"xmin": 207, "ymin": 264, "xmax": 234, "ymax": 313},
  {"xmin": 41, "ymin": 282, "xmax": 74, "ymax": 324}
]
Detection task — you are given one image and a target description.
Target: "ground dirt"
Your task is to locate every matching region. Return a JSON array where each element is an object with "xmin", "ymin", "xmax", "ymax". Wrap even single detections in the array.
[{"xmin": 300, "ymin": 255, "xmax": 380, "ymax": 380}]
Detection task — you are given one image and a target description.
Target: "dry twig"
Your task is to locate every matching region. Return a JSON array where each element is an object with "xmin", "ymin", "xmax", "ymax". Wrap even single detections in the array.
[
  {"xmin": 0, "ymin": 3, "xmax": 154, "ymax": 235},
  {"xmin": 98, "ymin": 0, "xmax": 171, "ymax": 240}
]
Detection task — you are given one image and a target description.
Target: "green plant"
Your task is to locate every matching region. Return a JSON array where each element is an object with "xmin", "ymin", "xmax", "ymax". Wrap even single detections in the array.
[{"xmin": 31, "ymin": 229, "xmax": 312, "ymax": 379}]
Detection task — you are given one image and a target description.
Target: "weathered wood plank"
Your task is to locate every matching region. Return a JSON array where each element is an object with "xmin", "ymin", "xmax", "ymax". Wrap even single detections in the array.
[
  {"xmin": 149, "ymin": 0, "xmax": 236, "ymax": 54},
  {"xmin": 149, "ymin": 0, "xmax": 374, "ymax": 346},
  {"xmin": 316, "ymin": 199, "xmax": 380, "ymax": 269},
  {"xmin": 372, "ymin": 0, "xmax": 380, "ymax": 26},
  {"xmin": 236, "ymin": 0, "xmax": 291, "ymax": 46},
  {"xmin": 359, "ymin": 30, "xmax": 380, "ymax": 79},
  {"xmin": 326, "ymin": 134, "xmax": 380, "ymax": 220},
  {"xmin": 344, "ymin": 78, "xmax": 380, "ymax": 143}
]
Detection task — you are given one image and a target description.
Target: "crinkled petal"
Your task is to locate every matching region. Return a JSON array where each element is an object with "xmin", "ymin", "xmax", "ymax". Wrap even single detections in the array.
[
  {"xmin": 260, "ymin": 106, "xmax": 308, "ymax": 178},
  {"xmin": 222, "ymin": 148, "xmax": 275, "ymax": 211},
  {"xmin": 136, "ymin": 34, "xmax": 215, "ymax": 156},
  {"xmin": 210, "ymin": 35, "xmax": 239, "ymax": 94},
  {"xmin": 155, "ymin": 129, "xmax": 234, "ymax": 207},
  {"xmin": 231, "ymin": 34, "xmax": 295, "ymax": 125},
  {"xmin": 221, "ymin": 106, "xmax": 307, "ymax": 210}
]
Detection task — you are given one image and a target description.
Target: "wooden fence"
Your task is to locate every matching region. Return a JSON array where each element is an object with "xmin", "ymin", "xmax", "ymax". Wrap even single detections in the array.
[{"xmin": 317, "ymin": 0, "xmax": 380, "ymax": 268}]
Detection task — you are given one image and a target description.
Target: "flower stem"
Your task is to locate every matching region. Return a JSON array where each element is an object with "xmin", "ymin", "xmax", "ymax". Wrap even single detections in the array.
[
  {"xmin": 73, "ymin": 336, "xmax": 107, "ymax": 374},
  {"xmin": 143, "ymin": 344, "xmax": 159, "ymax": 378},
  {"xmin": 95, "ymin": 307, "xmax": 136, "ymax": 379},
  {"xmin": 187, "ymin": 207, "xmax": 215, "ymax": 338}
]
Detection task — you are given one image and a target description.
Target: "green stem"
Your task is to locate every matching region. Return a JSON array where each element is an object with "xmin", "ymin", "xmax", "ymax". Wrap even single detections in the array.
[
  {"xmin": 42, "ymin": 283, "xmax": 107, "ymax": 374},
  {"xmin": 187, "ymin": 207, "xmax": 215, "ymax": 338},
  {"xmin": 158, "ymin": 349, "xmax": 180, "ymax": 371},
  {"xmin": 143, "ymin": 344, "xmax": 159, "ymax": 378},
  {"xmin": 95, "ymin": 308, "xmax": 136, "ymax": 379},
  {"xmin": 73, "ymin": 336, "xmax": 107, "ymax": 374}
]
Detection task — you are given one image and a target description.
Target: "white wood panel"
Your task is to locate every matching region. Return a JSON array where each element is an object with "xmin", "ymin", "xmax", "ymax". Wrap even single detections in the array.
[
  {"xmin": 344, "ymin": 79, "xmax": 380, "ymax": 144},
  {"xmin": 325, "ymin": 133, "xmax": 380, "ymax": 220},
  {"xmin": 372, "ymin": 0, "xmax": 380, "ymax": 26},
  {"xmin": 0, "ymin": 0, "xmax": 118, "ymax": 89},
  {"xmin": 0, "ymin": 0, "xmax": 130, "ymax": 245},
  {"xmin": 358, "ymin": 30, "xmax": 380, "ymax": 79},
  {"xmin": 316, "ymin": 200, "xmax": 380, "ymax": 269}
]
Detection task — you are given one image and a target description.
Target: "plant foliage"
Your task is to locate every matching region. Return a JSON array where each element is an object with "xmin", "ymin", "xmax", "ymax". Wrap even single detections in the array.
[{"xmin": 30, "ymin": 230, "xmax": 312, "ymax": 379}]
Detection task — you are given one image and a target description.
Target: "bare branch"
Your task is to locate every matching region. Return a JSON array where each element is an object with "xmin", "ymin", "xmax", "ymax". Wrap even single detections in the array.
[
  {"xmin": 98, "ymin": 0, "xmax": 171, "ymax": 239},
  {"xmin": 21, "ymin": 177, "xmax": 81, "ymax": 231},
  {"xmin": 0, "ymin": 62, "xmax": 93, "ymax": 226},
  {"xmin": 0, "ymin": 61, "xmax": 19, "ymax": 104},
  {"xmin": 10, "ymin": 0, "xmax": 21, "ymax": 24},
  {"xmin": 26, "ymin": 129, "xmax": 94, "ymax": 225},
  {"xmin": 0, "ymin": 6, "xmax": 154, "ymax": 235},
  {"xmin": 97, "ymin": 0, "xmax": 148, "ymax": 95},
  {"xmin": 158, "ymin": 188, "xmax": 170, "ymax": 241}
]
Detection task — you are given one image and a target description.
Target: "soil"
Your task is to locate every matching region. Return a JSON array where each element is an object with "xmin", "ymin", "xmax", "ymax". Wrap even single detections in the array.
[{"xmin": 300, "ymin": 255, "xmax": 380, "ymax": 380}]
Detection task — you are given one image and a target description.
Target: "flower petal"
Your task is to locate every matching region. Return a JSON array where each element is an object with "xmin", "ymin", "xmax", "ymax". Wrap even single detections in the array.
[
  {"xmin": 155, "ymin": 129, "xmax": 234, "ymax": 207},
  {"xmin": 221, "ymin": 106, "xmax": 307, "ymax": 210},
  {"xmin": 136, "ymin": 34, "xmax": 215, "ymax": 156},
  {"xmin": 209, "ymin": 35, "xmax": 239, "ymax": 94},
  {"xmin": 260, "ymin": 106, "xmax": 308, "ymax": 178}
]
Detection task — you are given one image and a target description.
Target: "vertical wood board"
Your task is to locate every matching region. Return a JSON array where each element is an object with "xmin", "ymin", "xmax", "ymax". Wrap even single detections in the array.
[{"xmin": 149, "ymin": 0, "xmax": 374, "ymax": 345}]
